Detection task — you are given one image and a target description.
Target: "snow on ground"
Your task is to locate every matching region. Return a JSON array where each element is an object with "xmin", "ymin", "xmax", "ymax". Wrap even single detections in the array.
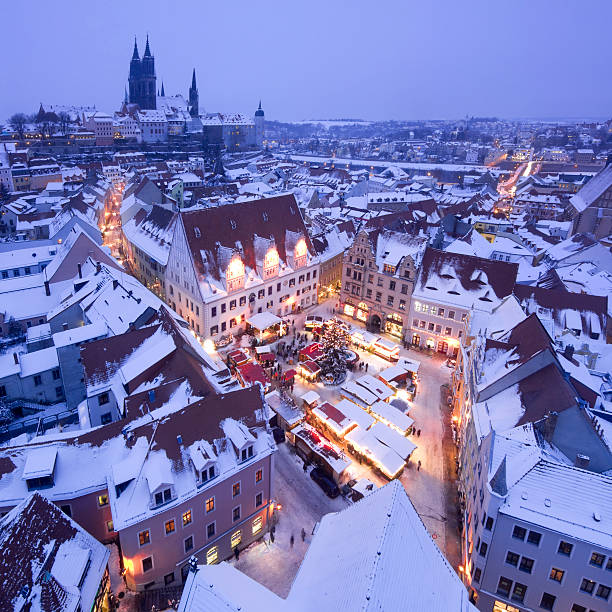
[{"xmin": 226, "ymin": 298, "xmax": 460, "ymax": 596}]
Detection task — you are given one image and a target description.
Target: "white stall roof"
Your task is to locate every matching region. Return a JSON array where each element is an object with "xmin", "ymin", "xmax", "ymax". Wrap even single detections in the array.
[
  {"xmin": 397, "ymin": 357, "xmax": 421, "ymax": 374},
  {"xmin": 369, "ymin": 422, "xmax": 417, "ymax": 460},
  {"xmin": 336, "ymin": 398, "xmax": 376, "ymax": 430},
  {"xmin": 246, "ymin": 312, "xmax": 282, "ymax": 330},
  {"xmin": 369, "ymin": 400, "xmax": 414, "ymax": 433},
  {"xmin": 356, "ymin": 375, "xmax": 395, "ymax": 402},
  {"xmin": 345, "ymin": 426, "xmax": 404, "ymax": 479},
  {"xmin": 378, "ymin": 365, "xmax": 410, "ymax": 383},
  {"xmin": 341, "ymin": 380, "xmax": 378, "ymax": 408},
  {"xmin": 300, "ymin": 390, "xmax": 320, "ymax": 405}
]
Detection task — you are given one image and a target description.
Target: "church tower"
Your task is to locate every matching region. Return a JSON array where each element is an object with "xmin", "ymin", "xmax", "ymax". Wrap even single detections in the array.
[
  {"xmin": 188, "ymin": 69, "xmax": 199, "ymax": 118},
  {"xmin": 128, "ymin": 36, "xmax": 156, "ymax": 110},
  {"xmin": 140, "ymin": 35, "xmax": 157, "ymax": 110},
  {"xmin": 255, "ymin": 101, "xmax": 265, "ymax": 147},
  {"xmin": 128, "ymin": 38, "xmax": 141, "ymax": 106}
]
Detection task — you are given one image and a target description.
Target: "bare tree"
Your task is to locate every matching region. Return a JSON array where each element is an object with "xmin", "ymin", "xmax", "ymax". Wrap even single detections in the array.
[
  {"xmin": 57, "ymin": 111, "xmax": 71, "ymax": 135},
  {"xmin": 9, "ymin": 113, "xmax": 28, "ymax": 140}
]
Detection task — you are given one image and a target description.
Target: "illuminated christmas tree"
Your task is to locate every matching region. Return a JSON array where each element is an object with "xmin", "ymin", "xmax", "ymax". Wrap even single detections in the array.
[{"xmin": 320, "ymin": 318, "xmax": 350, "ymax": 381}]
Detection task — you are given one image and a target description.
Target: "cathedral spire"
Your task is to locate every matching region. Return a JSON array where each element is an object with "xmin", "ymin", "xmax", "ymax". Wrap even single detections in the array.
[
  {"xmin": 132, "ymin": 37, "xmax": 139, "ymax": 60},
  {"xmin": 191, "ymin": 68, "xmax": 197, "ymax": 90},
  {"xmin": 160, "ymin": 81, "xmax": 165, "ymax": 97},
  {"xmin": 144, "ymin": 34, "xmax": 152, "ymax": 57},
  {"xmin": 124, "ymin": 86, "xmax": 128, "ymax": 104}
]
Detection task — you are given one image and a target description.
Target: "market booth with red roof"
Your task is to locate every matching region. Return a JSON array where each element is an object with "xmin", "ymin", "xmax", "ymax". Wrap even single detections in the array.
[{"xmin": 299, "ymin": 342, "xmax": 324, "ymax": 362}]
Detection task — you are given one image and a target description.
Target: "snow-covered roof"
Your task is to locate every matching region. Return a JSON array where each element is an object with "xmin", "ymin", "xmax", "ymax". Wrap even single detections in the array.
[
  {"xmin": 178, "ymin": 480, "xmax": 475, "ymax": 612},
  {"xmin": 0, "ymin": 493, "xmax": 109, "ymax": 612},
  {"xmin": 570, "ymin": 163, "xmax": 612, "ymax": 213},
  {"xmin": 288, "ymin": 480, "xmax": 475, "ymax": 610}
]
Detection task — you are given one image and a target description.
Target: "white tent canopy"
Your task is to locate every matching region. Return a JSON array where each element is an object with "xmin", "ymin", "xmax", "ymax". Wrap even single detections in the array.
[{"xmin": 246, "ymin": 312, "xmax": 283, "ymax": 330}]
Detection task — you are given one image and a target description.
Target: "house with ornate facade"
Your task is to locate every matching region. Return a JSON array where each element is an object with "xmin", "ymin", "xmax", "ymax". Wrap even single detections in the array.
[{"xmin": 339, "ymin": 229, "xmax": 427, "ymax": 340}]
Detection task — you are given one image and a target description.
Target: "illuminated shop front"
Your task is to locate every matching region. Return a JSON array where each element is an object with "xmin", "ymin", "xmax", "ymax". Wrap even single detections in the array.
[
  {"xmin": 356, "ymin": 302, "xmax": 368, "ymax": 322},
  {"xmin": 384, "ymin": 313, "xmax": 403, "ymax": 338}
]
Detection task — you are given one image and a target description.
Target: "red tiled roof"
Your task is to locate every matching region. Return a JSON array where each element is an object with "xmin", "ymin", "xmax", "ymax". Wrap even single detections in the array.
[{"xmin": 181, "ymin": 194, "xmax": 313, "ymax": 281}]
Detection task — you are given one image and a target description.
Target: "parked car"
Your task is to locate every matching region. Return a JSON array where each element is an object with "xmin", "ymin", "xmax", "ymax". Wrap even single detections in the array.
[
  {"xmin": 309, "ymin": 467, "xmax": 340, "ymax": 498},
  {"xmin": 305, "ymin": 315, "xmax": 323, "ymax": 330}
]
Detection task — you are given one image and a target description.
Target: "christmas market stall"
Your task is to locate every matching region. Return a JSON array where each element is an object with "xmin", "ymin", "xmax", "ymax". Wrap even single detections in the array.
[
  {"xmin": 340, "ymin": 380, "xmax": 379, "ymax": 410},
  {"xmin": 300, "ymin": 390, "xmax": 320, "ymax": 410},
  {"xmin": 236, "ymin": 362, "xmax": 271, "ymax": 393},
  {"xmin": 354, "ymin": 374, "xmax": 395, "ymax": 403},
  {"xmin": 227, "ymin": 349, "xmax": 250, "ymax": 369},
  {"xmin": 298, "ymin": 359, "xmax": 321, "ymax": 382},
  {"xmin": 246, "ymin": 312, "xmax": 286, "ymax": 344},
  {"xmin": 368, "ymin": 400, "xmax": 414, "ymax": 435},
  {"xmin": 310, "ymin": 401, "xmax": 358, "ymax": 440},
  {"xmin": 298, "ymin": 342, "xmax": 324, "ymax": 363},
  {"xmin": 371, "ymin": 337, "xmax": 400, "ymax": 362},
  {"xmin": 344, "ymin": 426, "xmax": 405, "ymax": 480},
  {"xmin": 368, "ymin": 421, "xmax": 417, "ymax": 462},
  {"xmin": 290, "ymin": 422, "xmax": 351, "ymax": 483},
  {"xmin": 255, "ymin": 345, "xmax": 276, "ymax": 367},
  {"xmin": 265, "ymin": 389, "xmax": 304, "ymax": 432}
]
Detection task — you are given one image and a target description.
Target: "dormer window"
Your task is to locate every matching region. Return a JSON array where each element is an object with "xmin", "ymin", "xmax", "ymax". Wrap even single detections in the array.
[
  {"xmin": 263, "ymin": 248, "xmax": 279, "ymax": 279},
  {"xmin": 154, "ymin": 488, "xmax": 173, "ymax": 506},
  {"xmin": 226, "ymin": 256, "xmax": 245, "ymax": 293},
  {"xmin": 201, "ymin": 465, "xmax": 216, "ymax": 483},
  {"xmin": 294, "ymin": 239, "xmax": 307, "ymax": 269},
  {"xmin": 240, "ymin": 445, "xmax": 254, "ymax": 463}
]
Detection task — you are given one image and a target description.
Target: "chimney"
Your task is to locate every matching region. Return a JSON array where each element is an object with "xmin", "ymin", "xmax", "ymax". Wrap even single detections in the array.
[
  {"xmin": 77, "ymin": 263, "xmax": 82, "ymax": 279},
  {"xmin": 563, "ymin": 344, "xmax": 574, "ymax": 361},
  {"xmin": 13, "ymin": 352, "xmax": 19, "ymax": 365},
  {"xmin": 148, "ymin": 389, "xmax": 155, "ymax": 402},
  {"xmin": 44, "ymin": 280, "xmax": 50, "ymax": 296},
  {"xmin": 112, "ymin": 279, "xmax": 119, "ymax": 290},
  {"xmin": 575, "ymin": 453, "xmax": 590, "ymax": 469},
  {"xmin": 177, "ymin": 434, "xmax": 183, "ymax": 446},
  {"xmin": 96, "ymin": 262, "xmax": 101, "ymax": 274}
]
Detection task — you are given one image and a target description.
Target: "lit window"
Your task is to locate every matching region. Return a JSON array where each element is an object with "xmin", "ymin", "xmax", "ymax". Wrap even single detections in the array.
[
  {"xmin": 231, "ymin": 530, "xmax": 242, "ymax": 549},
  {"xmin": 165, "ymin": 519, "xmax": 175, "ymax": 535},
  {"xmin": 255, "ymin": 468, "xmax": 263, "ymax": 483},
  {"xmin": 206, "ymin": 496, "xmax": 215, "ymax": 513},
  {"xmin": 138, "ymin": 529, "xmax": 150, "ymax": 546},
  {"xmin": 182, "ymin": 510, "xmax": 192, "ymax": 527},
  {"xmin": 97, "ymin": 494, "xmax": 109, "ymax": 507},
  {"xmin": 206, "ymin": 546, "xmax": 218, "ymax": 565},
  {"xmin": 252, "ymin": 516, "xmax": 263, "ymax": 535}
]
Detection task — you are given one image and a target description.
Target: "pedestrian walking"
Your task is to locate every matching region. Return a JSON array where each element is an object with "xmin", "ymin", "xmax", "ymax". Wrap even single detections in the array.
[
  {"xmin": 301, "ymin": 528, "xmax": 306, "ymax": 542},
  {"xmin": 290, "ymin": 534, "xmax": 295, "ymax": 548},
  {"xmin": 234, "ymin": 545, "xmax": 240, "ymax": 560},
  {"xmin": 417, "ymin": 429, "xmax": 421, "ymax": 437},
  {"xmin": 417, "ymin": 460, "xmax": 421, "ymax": 471},
  {"xmin": 365, "ymin": 363, "xmax": 369, "ymax": 372}
]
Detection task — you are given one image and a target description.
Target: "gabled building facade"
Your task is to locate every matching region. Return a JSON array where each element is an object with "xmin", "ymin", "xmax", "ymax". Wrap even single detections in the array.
[
  {"xmin": 162, "ymin": 195, "xmax": 319, "ymax": 340},
  {"xmin": 339, "ymin": 229, "xmax": 427, "ymax": 340}
]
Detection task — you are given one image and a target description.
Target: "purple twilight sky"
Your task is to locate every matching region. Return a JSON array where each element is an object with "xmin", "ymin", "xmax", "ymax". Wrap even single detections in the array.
[{"xmin": 1, "ymin": 0, "xmax": 611, "ymax": 121}]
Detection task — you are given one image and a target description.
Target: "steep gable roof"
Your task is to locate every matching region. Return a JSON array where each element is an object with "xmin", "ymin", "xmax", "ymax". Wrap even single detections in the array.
[{"xmin": 181, "ymin": 194, "xmax": 313, "ymax": 281}]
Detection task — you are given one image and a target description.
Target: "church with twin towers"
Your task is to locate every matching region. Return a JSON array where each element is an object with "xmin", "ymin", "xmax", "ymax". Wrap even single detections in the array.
[{"xmin": 127, "ymin": 35, "xmax": 264, "ymax": 148}]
